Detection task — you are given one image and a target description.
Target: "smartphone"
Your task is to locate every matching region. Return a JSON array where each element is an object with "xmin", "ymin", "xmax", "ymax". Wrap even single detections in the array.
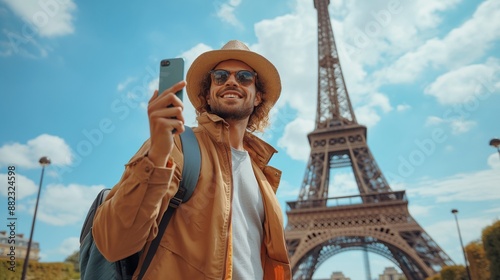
[{"xmin": 158, "ymin": 58, "xmax": 184, "ymax": 100}]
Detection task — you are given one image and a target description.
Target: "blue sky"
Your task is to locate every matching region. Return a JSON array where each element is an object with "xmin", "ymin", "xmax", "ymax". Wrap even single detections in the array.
[{"xmin": 1, "ymin": 0, "xmax": 499, "ymax": 279}]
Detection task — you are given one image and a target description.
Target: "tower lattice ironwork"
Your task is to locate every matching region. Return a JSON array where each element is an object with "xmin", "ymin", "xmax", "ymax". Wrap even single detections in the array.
[{"xmin": 284, "ymin": 1, "xmax": 454, "ymax": 279}]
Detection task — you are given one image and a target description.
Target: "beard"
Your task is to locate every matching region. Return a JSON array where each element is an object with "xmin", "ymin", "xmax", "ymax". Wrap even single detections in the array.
[
  {"xmin": 209, "ymin": 87, "xmax": 255, "ymax": 121},
  {"xmin": 209, "ymin": 100, "xmax": 255, "ymax": 121}
]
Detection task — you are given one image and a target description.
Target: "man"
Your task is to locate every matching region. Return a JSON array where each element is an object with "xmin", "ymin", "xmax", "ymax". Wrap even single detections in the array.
[{"xmin": 93, "ymin": 40, "xmax": 291, "ymax": 279}]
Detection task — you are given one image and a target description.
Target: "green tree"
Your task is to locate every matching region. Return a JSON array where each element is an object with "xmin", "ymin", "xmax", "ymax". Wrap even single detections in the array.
[
  {"xmin": 440, "ymin": 265, "xmax": 466, "ymax": 280},
  {"xmin": 482, "ymin": 220, "xmax": 500, "ymax": 280},
  {"xmin": 0, "ymin": 259, "xmax": 76, "ymax": 280},
  {"xmin": 64, "ymin": 250, "xmax": 80, "ymax": 273},
  {"xmin": 465, "ymin": 240, "xmax": 490, "ymax": 280},
  {"xmin": 425, "ymin": 273, "xmax": 441, "ymax": 280}
]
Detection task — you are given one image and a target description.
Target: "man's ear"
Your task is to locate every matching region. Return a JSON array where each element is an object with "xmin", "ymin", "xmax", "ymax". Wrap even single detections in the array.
[
  {"xmin": 206, "ymin": 94, "xmax": 211, "ymax": 105},
  {"xmin": 254, "ymin": 92, "xmax": 262, "ymax": 107}
]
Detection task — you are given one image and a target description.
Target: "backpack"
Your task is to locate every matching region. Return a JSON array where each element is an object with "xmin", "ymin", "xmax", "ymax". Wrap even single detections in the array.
[{"xmin": 79, "ymin": 126, "xmax": 201, "ymax": 280}]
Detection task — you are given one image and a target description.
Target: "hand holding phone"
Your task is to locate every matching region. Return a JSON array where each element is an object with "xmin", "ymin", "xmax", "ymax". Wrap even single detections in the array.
[
  {"xmin": 158, "ymin": 58, "xmax": 185, "ymax": 134},
  {"xmin": 147, "ymin": 58, "xmax": 185, "ymax": 166}
]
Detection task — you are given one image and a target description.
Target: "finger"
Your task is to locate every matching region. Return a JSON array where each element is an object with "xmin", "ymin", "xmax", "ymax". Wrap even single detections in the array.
[
  {"xmin": 149, "ymin": 90, "xmax": 160, "ymax": 104},
  {"xmin": 151, "ymin": 117, "xmax": 185, "ymax": 136},
  {"xmin": 149, "ymin": 90, "xmax": 185, "ymax": 111},
  {"xmin": 148, "ymin": 94, "xmax": 184, "ymax": 117},
  {"xmin": 172, "ymin": 120, "xmax": 186, "ymax": 135},
  {"xmin": 158, "ymin": 80, "xmax": 186, "ymax": 96},
  {"xmin": 149, "ymin": 106, "xmax": 185, "ymax": 124},
  {"xmin": 154, "ymin": 81, "xmax": 186, "ymax": 108}
]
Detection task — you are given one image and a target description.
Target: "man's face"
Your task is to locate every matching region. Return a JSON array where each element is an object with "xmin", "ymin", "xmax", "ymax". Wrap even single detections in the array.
[{"xmin": 206, "ymin": 59, "xmax": 262, "ymax": 122}]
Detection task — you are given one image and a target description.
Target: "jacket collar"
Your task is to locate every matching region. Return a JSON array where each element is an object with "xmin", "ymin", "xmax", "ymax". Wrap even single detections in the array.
[{"xmin": 196, "ymin": 112, "xmax": 278, "ymax": 166}]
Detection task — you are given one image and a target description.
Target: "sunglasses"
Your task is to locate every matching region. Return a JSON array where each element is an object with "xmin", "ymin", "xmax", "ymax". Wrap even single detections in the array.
[{"xmin": 209, "ymin": 69, "xmax": 257, "ymax": 87}]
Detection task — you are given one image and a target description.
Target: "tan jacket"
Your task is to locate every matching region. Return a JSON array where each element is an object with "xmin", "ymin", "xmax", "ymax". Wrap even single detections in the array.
[{"xmin": 93, "ymin": 113, "xmax": 291, "ymax": 279}]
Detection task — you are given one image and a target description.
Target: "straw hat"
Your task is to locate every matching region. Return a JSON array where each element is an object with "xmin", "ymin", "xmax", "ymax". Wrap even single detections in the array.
[{"xmin": 186, "ymin": 40, "xmax": 281, "ymax": 112}]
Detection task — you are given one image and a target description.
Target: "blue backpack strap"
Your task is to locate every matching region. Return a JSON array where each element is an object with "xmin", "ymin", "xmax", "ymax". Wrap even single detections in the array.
[
  {"xmin": 80, "ymin": 188, "xmax": 110, "ymax": 244},
  {"xmin": 137, "ymin": 125, "xmax": 201, "ymax": 280},
  {"xmin": 79, "ymin": 188, "xmax": 114, "ymax": 280},
  {"xmin": 177, "ymin": 125, "xmax": 202, "ymax": 201}
]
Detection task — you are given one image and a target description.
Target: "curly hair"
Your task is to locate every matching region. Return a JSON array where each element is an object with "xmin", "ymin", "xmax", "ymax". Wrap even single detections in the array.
[{"xmin": 195, "ymin": 73, "xmax": 271, "ymax": 132}]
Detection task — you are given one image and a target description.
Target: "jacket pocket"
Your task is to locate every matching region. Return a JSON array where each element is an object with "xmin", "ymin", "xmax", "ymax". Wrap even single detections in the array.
[
  {"xmin": 142, "ymin": 244, "xmax": 209, "ymax": 280},
  {"xmin": 263, "ymin": 256, "xmax": 292, "ymax": 280},
  {"xmin": 262, "ymin": 166, "xmax": 282, "ymax": 193}
]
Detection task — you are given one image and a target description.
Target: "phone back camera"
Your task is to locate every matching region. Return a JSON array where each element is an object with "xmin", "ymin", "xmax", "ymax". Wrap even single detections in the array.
[{"xmin": 161, "ymin": 60, "xmax": 171, "ymax": 67}]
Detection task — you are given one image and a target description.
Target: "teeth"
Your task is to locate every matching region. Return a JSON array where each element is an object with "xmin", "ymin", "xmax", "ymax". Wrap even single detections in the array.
[{"xmin": 222, "ymin": 94, "xmax": 239, "ymax": 98}]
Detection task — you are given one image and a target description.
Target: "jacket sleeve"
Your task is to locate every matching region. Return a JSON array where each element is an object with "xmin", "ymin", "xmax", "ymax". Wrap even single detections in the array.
[{"xmin": 92, "ymin": 139, "xmax": 182, "ymax": 262}]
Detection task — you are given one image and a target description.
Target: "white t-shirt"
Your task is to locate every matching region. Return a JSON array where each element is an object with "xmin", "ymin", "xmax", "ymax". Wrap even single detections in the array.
[{"xmin": 231, "ymin": 148, "xmax": 265, "ymax": 280}]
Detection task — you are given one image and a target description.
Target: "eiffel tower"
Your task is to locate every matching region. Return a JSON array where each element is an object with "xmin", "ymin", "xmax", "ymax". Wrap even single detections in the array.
[{"xmin": 284, "ymin": 1, "xmax": 454, "ymax": 279}]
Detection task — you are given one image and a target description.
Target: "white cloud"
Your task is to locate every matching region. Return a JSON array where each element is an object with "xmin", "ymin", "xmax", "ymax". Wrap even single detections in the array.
[
  {"xmin": 408, "ymin": 203, "xmax": 433, "ymax": 217},
  {"xmin": 26, "ymin": 183, "xmax": 105, "ymax": 226},
  {"xmin": 338, "ymin": 0, "xmax": 462, "ymax": 67},
  {"xmin": 0, "ymin": 29, "xmax": 49, "ymax": 58},
  {"xmin": 375, "ymin": 0, "xmax": 500, "ymax": 84},
  {"xmin": 353, "ymin": 92, "xmax": 393, "ymax": 127},
  {"xmin": 355, "ymin": 105, "xmax": 381, "ymax": 128},
  {"xmin": 252, "ymin": 1, "xmax": 318, "ymax": 116},
  {"xmin": 3, "ymin": 0, "xmax": 77, "ymax": 37},
  {"xmin": 425, "ymin": 116, "xmax": 476, "ymax": 135},
  {"xmin": 137, "ymin": 77, "xmax": 159, "ymax": 112},
  {"xmin": 408, "ymin": 154, "xmax": 500, "ymax": 202},
  {"xmin": 56, "ymin": 237, "xmax": 80, "ymax": 256},
  {"xmin": 449, "ymin": 119, "xmax": 476, "ymax": 135},
  {"xmin": 426, "ymin": 216, "xmax": 495, "ymax": 255},
  {"xmin": 216, "ymin": 0, "xmax": 243, "ymax": 28},
  {"xmin": 0, "ymin": 134, "xmax": 73, "ymax": 168},
  {"xmin": 425, "ymin": 58, "xmax": 500, "ymax": 105},
  {"xmin": 276, "ymin": 180, "xmax": 301, "ymax": 199},
  {"xmin": 117, "ymin": 77, "xmax": 137, "ymax": 92},
  {"xmin": 39, "ymin": 236, "xmax": 80, "ymax": 261},
  {"xmin": 263, "ymin": 105, "xmax": 298, "ymax": 142},
  {"xmin": 387, "ymin": 179, "xmax": 406, "ymax": 191},
  {"xmin": 487, "ymin": 152, "xmax": 500, "ymax": 169},
  {"xmin": 485, "ymin": 207, "xmax": 500, "ymax": 214},
  {"xmin": 182, "ymin": 43, "xmax": 212, "ymax": 66},
  {"xmin": 425, "ymin": 116, "xmax": 445, "ymax": 126},
  {"xmin": 369, "ymin": 92, "xmax": 392, "ymax": 113},
  {"xmin": 0, "ymin": 172, "xmax": 38, "ymax": 199},
  {"xmin": 329, "ymin": 171, "xmax": 359, "ymax": 197},
  {"xmin": 277, "ymin": 117, "xmax": 314, "ymax": 162},
  {"xmin": 396, "ymin": 104, "xmax": 410, "ymax": 112},
  {"xmin": 413, "ymin": 0, "xmax": 462, "ymax": 28}
]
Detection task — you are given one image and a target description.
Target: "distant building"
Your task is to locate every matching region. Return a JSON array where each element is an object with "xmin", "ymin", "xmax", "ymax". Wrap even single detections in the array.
[
  {"xmin": 0, "ymin": 230, "xmax": 40, "ymax": 261},
  {"xmin": 331, "ymin": 271, "xmax": 351, "ymax": 280},
  {"xmin": 379, "ymin": 267, "xmax": 404, "ymax": 280}
]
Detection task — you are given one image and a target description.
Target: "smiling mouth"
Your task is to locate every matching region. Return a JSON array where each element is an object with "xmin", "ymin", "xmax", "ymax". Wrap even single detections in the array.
[
  {"xmin": 220, "ymin": 93, "xmax": 242, "ymax": 99},
  {"xmin": 219, "ymin": 89, "xmax": 244, "ymax": 99}
]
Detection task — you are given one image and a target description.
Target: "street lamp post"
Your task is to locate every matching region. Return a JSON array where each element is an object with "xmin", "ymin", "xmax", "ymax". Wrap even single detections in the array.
[
  {"xmin": 21, "ymin": 157, "xmax": 51, "ymax": 280},
  {"xmin": 451, "ymin": 209, "xmax": 472, "ymax": 280},
  {"xmin": 489, "ymin": 138, "xmax": 500, "ymax": 158}
]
